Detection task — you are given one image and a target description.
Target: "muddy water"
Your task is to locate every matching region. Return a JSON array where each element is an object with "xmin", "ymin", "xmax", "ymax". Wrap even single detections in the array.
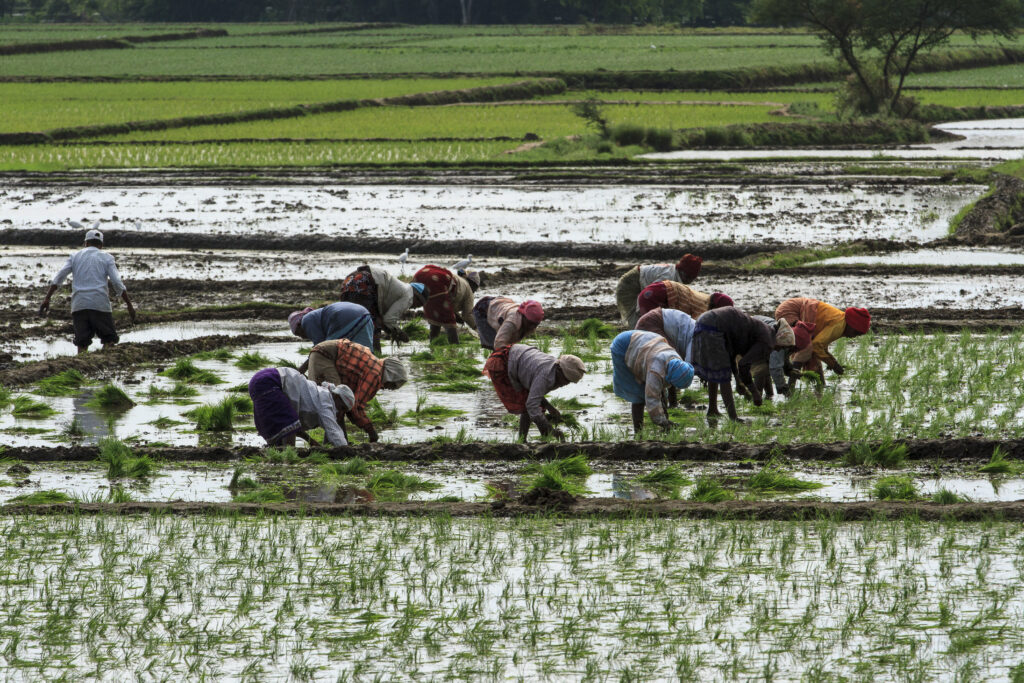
[
  {"xmin": 1, "ymin": 320, "xmax": 289, "ymax": 361},
  {"xmin": 0, "ymin": 182, "xmax": 984, "ymax": 246},
  {"xmin": 641, "ymin": 117, "xmax": 1024, "ymax": 161},
  {"xmin": 0, "ymin": 246, "xmax": 572, "ymax": 287},
  {"xmin": 812, "ymin": 247, "xmax": 1024, "ymax": 267}
]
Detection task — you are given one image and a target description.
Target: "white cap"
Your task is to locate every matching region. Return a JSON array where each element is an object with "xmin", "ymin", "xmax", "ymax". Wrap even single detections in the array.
[
  {"xmin": 85, "ymin": 229, "xmax": 103, "ymax": 243},
  {"xmin": 323, "ymin": 382, "xmax": 355, "ymax": 411}
]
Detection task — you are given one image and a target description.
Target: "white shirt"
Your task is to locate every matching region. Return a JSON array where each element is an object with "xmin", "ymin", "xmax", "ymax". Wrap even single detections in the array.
[
  {"xmin": 638, "ymin": 264, "xmax": 682, "ymax": 289},
  {"xmin": 278, "ymin": 367, "xmax": 348, "ymax": 446},
  {"xmin": 50, "ymin": 246, "xmax": 126, "ymax": 313}
]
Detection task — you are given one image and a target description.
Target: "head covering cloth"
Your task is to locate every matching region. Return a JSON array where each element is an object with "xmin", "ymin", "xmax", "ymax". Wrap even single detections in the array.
[
  {"xmin": 665, "ymin": 358, "xmax": 695, "ymax": 389},
  {"xmin": 518, "ymin": 300, "xmax": 544, "ymax": 324},
  {"xmin": 709, "ymin": 292, "xmax": 733, "ymax": 309},
  {"xmin": 288, "ymin": 307, "xmax": 314, "ymax": 335},
  {"xmin": 844, "ymin": 307, "xmax": 871, "ymax": 334},
  {"xmin": 774, "ymin": 318, "xmax": 796, "ymax": 347},
  {"xmin": 381, "ymin": 357, "xmax": 408, "ymax": 387},
  {"xmin": 676, "ymin": 254, "xmax": 702, "ymax": 280},
  {"xmin": 557, "ymin": 354, "xmax": 585, "ymax": 382}
]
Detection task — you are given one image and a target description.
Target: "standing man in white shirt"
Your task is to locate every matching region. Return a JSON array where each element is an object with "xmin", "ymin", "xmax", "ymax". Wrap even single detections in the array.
[{"xmin": 39, "ymin": 228, "xmax": 137, "ymax": 354}]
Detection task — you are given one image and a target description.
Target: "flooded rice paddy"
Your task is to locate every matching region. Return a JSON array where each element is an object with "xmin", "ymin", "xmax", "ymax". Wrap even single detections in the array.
[
  {"xmin": 1, "ymin": 514, "xmax": 1023, "ymax": 680},
  {"xmin": 0, "ymin": 181, "xmax": 985, "ymax": 245}
]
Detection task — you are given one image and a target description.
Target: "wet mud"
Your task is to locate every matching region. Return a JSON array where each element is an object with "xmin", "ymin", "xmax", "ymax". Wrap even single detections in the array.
[
  {"xmin": 5, "ymin": 498, "xmax": 1024, "ymax": 521},
  {"xmin": 3, "ymin": 437, "xmax": 1020, "ymax": 464},
  {"xmin": 0, "ymin": 333, "xmax": 277, "ymax": 385}
]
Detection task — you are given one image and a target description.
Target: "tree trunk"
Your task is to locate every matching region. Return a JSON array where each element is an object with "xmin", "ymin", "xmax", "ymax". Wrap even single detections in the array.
[{"xmin": 458, "ymin": 0, "xmax": 472, "ymax": 24}]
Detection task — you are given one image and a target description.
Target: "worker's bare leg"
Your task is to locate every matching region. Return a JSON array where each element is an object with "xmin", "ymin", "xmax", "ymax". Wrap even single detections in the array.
[
  {"xmin": 518, "ymin": 412, "xmax": 531, "ymax": 441},
  {"xmin": 631, "ymin": 403, "xmax": 645, "ymax": 435},
  {"xmin": 721, "ymin": 382, "xmax": 741, "ymax": 421},
  {"xmin": 707, "ymin": 383, "xmax": 720, "ymax": 419},
  {"xmin": 77, "ymin": 345, "xmax": 89, "ymax": 355},
  {"xmin": 428, "ymin": 324, "xmax": 441, "ymax": 340},
  {"xmin": 297, "ymin": 359, "xmax": 310, "ymax": 376},
  {"xmin": 445, "ymin": 325, "xmax": 460, "ymax": 345}
]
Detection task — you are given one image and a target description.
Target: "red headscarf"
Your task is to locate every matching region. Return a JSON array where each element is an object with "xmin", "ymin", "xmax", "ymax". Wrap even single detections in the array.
[
  {"xmin": 709, "ymin": 292, "xmax": 733, "ymax": 309},
  {"xmin": 518, "ymin": 300, "xmax": 544, "ymax": 324},
  {"xmin": 793, "ymin": 321, "xmax": 815, "ymax": 350},
  {"xmin": 844, "ymin": 307, "xmax": 871, "ymax": 334},
  {"xmin": 675, "ymin": 254, "xmax": 702, "ymax": 281}
]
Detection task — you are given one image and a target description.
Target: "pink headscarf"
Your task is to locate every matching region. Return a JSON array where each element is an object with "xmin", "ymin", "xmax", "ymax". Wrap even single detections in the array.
[
  {"xmin": 288, "ymin": 307, "xmax": 314, "ymax": 335},
  {"xmin": 518, "ymin": 300, "xmax": 544, "ymax": 324}
]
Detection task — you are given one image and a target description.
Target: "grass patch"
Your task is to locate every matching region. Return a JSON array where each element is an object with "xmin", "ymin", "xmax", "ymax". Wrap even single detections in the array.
[
  {"xmin": 7, "ymin": 490, "xmax": 75, "ymax": 505},
  {"xmin": 235, "ymin": 351, "xmax": 274, "ymax": 371},
  {"xmin": 34, "ymin": 369, "xmax": 87, "ymax": 397},
  {"xmin": 97, "ymin": 437, "xmax": 155, "ymax": 479},
  {"xmin": 85, "ymin": 383, "xmax": 135, "ymax": 411},
  {"xmin": 688, "ymin": 477, "xmax": 735, "ymax": 502},
  {"xmin": 10, "ymin": 396, "xmax": 57, "ymax": 418},
  {"xmin": 160, "ymin": 359, "xmax": 224, "ymax": 384},
  {"xmin": 233, "ymin": 486, "xmax": 286, "ymax": 503},
  {"xmin": 872, "ymin": 475, "xmax": 921, "ymax": 501}
]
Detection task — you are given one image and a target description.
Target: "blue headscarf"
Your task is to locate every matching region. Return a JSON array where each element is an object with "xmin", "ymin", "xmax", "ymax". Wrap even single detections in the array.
[
  {"xmin": 410, "ymin": 282, "xmax": 426, "ymax": 297},
  {"xmin": 665, "ymin": 358, "xmax": 694, "ymax": 389}
]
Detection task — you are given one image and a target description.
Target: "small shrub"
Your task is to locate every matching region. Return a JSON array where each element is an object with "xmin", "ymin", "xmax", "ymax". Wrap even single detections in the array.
[
  {"xmin": 609, "ymin": 122, "xmax": 646, "ymax": 146},
  {"xmin": 872, "ymin": 475, "xmax": 921, "ymax": 501}
]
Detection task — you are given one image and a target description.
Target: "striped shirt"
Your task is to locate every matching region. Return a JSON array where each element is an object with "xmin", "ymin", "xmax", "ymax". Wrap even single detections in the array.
[{"xmin": 624, "ymin": 330, "xmax": 682, "ymax": 428}]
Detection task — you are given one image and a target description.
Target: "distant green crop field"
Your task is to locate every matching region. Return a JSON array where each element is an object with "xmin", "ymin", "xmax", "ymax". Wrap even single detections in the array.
[
  {"xmin": 0, "ymin": 42, "xmax": 830, "ymax": 77},
  {"xmin": 911, "ymin": 88, "xmax": 1024, "ymax": 107},
  {"xmin": 908, "ymin": 65, "xmax": 1024, "ymax": 88},
  {"xmin": 98, "ymin": 102, "xmax": 782, "ymax": 142},
  {"xmin": 0, "ymin": 78, "xmax": 514, "ymax": 133},
  {"xmin": 0, "ymin": 140, "xmax": 512, "ymax": 170}
]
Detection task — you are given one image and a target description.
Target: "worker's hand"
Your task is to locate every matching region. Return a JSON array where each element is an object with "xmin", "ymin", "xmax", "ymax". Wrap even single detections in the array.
[
  {"xmin": 778, "ymin": 386, "xmax": 790, "ymax": 398},
  {"xmin": 831, "ymin": 363, "xmax": 845, "ymax": 376},
  {"xmin": 127, "ymin": 304, "xmax": 137, "ymax": 325},
  {"xmin": 659, "ymin": 420, "xmax": 675, "ymax": 432},
  {"xmin": 546, "ymin": 407, "xmax": 563, "ymax": 423},
  {"xmin": 455, "ymin": 314, "xmax": 465, "ymax": 326},
  {"xmin": 38, "ymin": 299, "xmax": 50, "ymax": 316},
  {"xmin": 391, "ymin": 328, "xmax": 410, "ymax": 343},
  {"xmin": 551, "ymin": 428, "xmax": 566, "ymax": 442},
  {"xmin": 366, "ymin": 427, "xmax": 379, "ymax": 443},
  {"xmin": 735, "ymin": 383, "xmax": 751, "ymax": 400}
]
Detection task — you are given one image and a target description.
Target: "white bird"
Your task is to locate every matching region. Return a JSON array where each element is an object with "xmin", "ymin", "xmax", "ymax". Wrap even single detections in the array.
[
  {"xmin": 452, "ymin": 254, "xmax": 472, "ymax": 271},
  {"xmin": 68, "ymin": 220, "xmax": 84, "ymax": 229},
  {"xmin": 650, "ymin": 44, "xmax": 657, "ymax": 50},
  {"xmin": 398, "ymin": 248, "xmax": 409, "ymax": 264}
]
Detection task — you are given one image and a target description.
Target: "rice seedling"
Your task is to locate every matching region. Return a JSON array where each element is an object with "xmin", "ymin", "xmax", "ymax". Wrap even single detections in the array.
[
  {"xmin": 235, "ymin": 351, "xmax": 273, "ymax": 371},
  {"xmin": 160, "ymin": 358, "xmax": 224, "ymax": 384},
  {"xmin": 634, "ymin": 464, "xmax": 690, "ymax": 498},
  {"xmin": 97, "ymin": 437, "xmax": 155, "ymax": 479},
  {"xmin": 549, "ymin": 397, "xmax": 598, "ymax": 411},
  {"xmin": 523, "ymin": 453, "xmax": 592, "ymax": 477},
  {"xmin": 366, "ymin": 470, "xmax": 442, "ymax": 496},
  {"xmin": 275, "ymin": 357, "xmax": 299, "ymax": 369},
  {"xmin": 573, "ymin": 318, "xmax": 618, "ymax": 339},
  {"xmin": 403, "ymin": 396, "xmax": 464, "ymax": 425},
  {"xmin": 225, "ymin": 394, "xmax": 254, "ymax": 413},
  {"xmin": 228, "ymin": 466, "xmax": 258, "ymax": 491},
  {"xmin": 105, "ymin": 486, "xmax": 135, "ymax": 503},
  {"xmin": 433, "ymin": 380, "xmax": 482, "ymax": 393},
  {"xmin": 34, "ymin": 369, "xmax": 87, "ymax": 396},
  {"xmin": 190, "ymin": 348, "xmax": 234, "ymax": 361},
  {"xmin": 249, "ymin": 447, "xmax": 329, "ymax": 465},
  {"xmin": 321, "ymin": 457, "xmax": 374, "ymax": 477},
  {"xmin": 931, "ymin": 488, "xmax": 971, "ymax": 504},
  {"xmin": 186, "ymin": 397, "xmax": 236, "ymax": 431},
  {"xmin": 145, "ymin": 382, "xmax": 199, "ymax": 401},
  {"xmin": 147, "ymin": 416, "xmax": 186, "ymax": 429},
  {"xmin": 844, "ymin": 439, "xmax": 908, "ymax": 467},
  {"xmin": 872, "ymin": 475, "xmax": 921, "ymax": 501},
  {"xmin": 367, "ymin": 398, "xmax": 400, "ymax": 428},
  {"xmin": 59, "ymin": 416, "xmax": 87, "ymax": 440},
  {"xmin": 402, "ymin": 319, "xmax": 430, "ymax": 341},
  {"xmin": 10, "ymin": 395, "xmax": 57, "ymax": 418},
  {"xmin": 85, "ymin": 383, "xmax": 135, "ymax": 411},
  {"xmin": 978, "ymin": 446, "xmax": 1021, "ymax": 475},
  {"xmin": 526, "ymin": 463, "xmax": 590, "ymax": 496},
  {"xmin": 688, "ymin": 476, "xmax": 735, "ymax": 502},
  {"xmin": 233, "ymin": 486, "xmax": 286, "ymax": 503},
  {"xmin": 747, "ymin": 464, "xmax": 824, "ymax": 492},
  {"xmin": 6, "ymin": 490, "xmax": 75, "ymax": 504},
  {"xmin": 0, "ymin": 386, "xmax": 10, "ymax": 408}
]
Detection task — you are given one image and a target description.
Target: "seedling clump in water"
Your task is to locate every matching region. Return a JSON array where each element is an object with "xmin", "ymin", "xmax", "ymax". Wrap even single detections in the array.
[
  {"xmin": 86, "ymin": 384, "xmax": 135, "ymax": 411},
  {"xmin": 161, "ymin": 359, "xmax": 224, "ymax": 384}
]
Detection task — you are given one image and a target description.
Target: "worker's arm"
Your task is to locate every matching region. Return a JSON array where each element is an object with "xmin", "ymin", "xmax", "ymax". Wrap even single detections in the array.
[
  {"xmin": 316, "ymin": 393, "xmax": 348, "ymax": 447},
  {"xmin": 39, "ymin": 284, "xmax": 59, "ymax": 315},
  {"xmin": 525, "ymin": 374, "xmax": 560, "ymax": 437},
  {"xmin": 644, "ymin": 356, "xmax": 672, "ymax": 429},
  {"xmin": 40, "ymin": 258, "xmax": 74, "ymax": 314},
  {"xmin": 813, "ymin": 320, "xmax": 846, "ymax": 372},
  {"xmin": 381, "ymin": 285, "xmax": 413, "ymax": 336},
  {"xmin": 737, "ymin": 344, "xmax": 769, "ymax": 406},
  {"xmin": 492, "ymin": 317, "xmax": 520, "ymax": 350},
  {"xmin": 120, "ymin": 291, "xmax": 137, "ymax": 324},
  {"xmin": 768, "ymin": 349, "xmax": 788, "ymax": 395}
]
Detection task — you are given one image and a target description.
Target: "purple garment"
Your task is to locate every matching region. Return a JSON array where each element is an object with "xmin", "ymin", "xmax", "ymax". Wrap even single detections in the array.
[{"xmin": 249, "ymin": 368, "xmax": 301, "ymax": 444}]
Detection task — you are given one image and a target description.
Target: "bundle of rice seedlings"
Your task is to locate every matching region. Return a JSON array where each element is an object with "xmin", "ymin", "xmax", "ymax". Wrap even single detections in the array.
[
  {"xmin": 97, "ymin": 437, "xmax": 155, "ymax": 479},
  {"xmin": 872, "ymin": 475, "xmax": 921, "ymax": 501},
  {"xmin": 748, "ymin": 465, "xmax": 823, "ymax": 492},
  {"xmin": 11, "ymin": 396, "xmax": 57, "ymax": 418},
  {"xmin": 366, "ymin": 470, "xmax": 442, "ymax": 494},
  {"xmin": 688, "ymin": 477, "xmax": 734, "ymax": 502},
  {"xmin": 86, "ymin": 384, "xmax": 135, "ymax": 410},
  {"xmin": 8, "ymin": 490, "xmax": 75, "ymax": 505},
  {"xmin": 35, "ymin": 369, "xmax": 87, "ymax": 396},
  {"xmin": 235, "ymin": 351, "xmax": 273, "ymax": 371},
  {"xmin": 160, "ymin": 359, "xmax": 223, "ymax": 384},
  {"xmin": 186, "ymin": 397, "xmax": 236, "ymax": 431}
]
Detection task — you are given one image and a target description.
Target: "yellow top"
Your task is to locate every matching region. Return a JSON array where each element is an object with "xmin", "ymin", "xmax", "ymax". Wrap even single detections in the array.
[{"xmin": 812, "ymin": 301, "xmax": 846, "ymax": 367}]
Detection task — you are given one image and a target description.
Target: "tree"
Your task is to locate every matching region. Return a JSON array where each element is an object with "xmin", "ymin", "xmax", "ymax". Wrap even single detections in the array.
[{"xmin": 750, "ymin": 0, "xmax": 1022, "ymax": 115}]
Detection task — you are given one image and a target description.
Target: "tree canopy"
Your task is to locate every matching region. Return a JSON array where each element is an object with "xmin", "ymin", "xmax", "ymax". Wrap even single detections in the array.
[{"xmin": 750, "ymin": 0, "xmax": 1022, "ymax": 115}]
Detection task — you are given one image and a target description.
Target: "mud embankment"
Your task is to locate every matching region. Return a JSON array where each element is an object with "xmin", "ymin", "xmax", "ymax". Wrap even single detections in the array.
[
  {"xmin": 3, "ymin": 437, "xmax": 1020, "ymax": 464},
  {"xmin": 954, "ymin": 174, "xmax": 1024, "ymax": 245},
  {"xmin": 0, "ymin": 333, "xmax": 278, "ymax": 385},
  {"xmin": 5, "ymin": 498, "xmax": 1024, "ymax": 521}
]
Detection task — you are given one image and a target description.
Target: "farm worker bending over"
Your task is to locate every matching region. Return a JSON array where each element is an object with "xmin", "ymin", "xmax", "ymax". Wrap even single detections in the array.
[
  {"xmin": 615, "ymin": 254, "xmax": 702, "ymax": 327},
  {"xmin": 39, "ymin": 228, "xmax": 137, "ymax": 354},
  {"xmin": 473, "ymin": 296, "xmax": 544, "ymax": 350},
  {"xmin": 610, "ymin": 330, "xmax": 695, "ymax": 435},
  {"xmin": 412, "ymin": 265, "xmax": 479, "ymax": 344},
  {"xmin": 249, "ymin": 367, "xmax": 354, "ymax": 448},
  {"xmin": 636, "ymin": 281, "xmax": 732, "ymax": 322},
  {"xmin": 690, "ymin": 307, "xmax": 792, "ymax": 422},
  {"xmin": 775, "ymin": 297, "xmax": 871, "ymax": 383},
  {"xmin": 338, "ymin": 265, "xmax": 428, "ymax": 352},
  {"xmin": 635, "ymin": 307, "xmax": 696, "ymax": 408},
  {"xmin": 306, "ymin": 338, "xmax": 408, "ymax": 443},
  {"xmin": 750, "ymin": 315, "xmax": 813, "ymax": 398},
  {"xmin": 289, "ymin": 302, "xmax": 374, "ymax": 349},
  {"xmin": 482, "ymin": 344, "xmax": 586, "ymax": 441}
]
